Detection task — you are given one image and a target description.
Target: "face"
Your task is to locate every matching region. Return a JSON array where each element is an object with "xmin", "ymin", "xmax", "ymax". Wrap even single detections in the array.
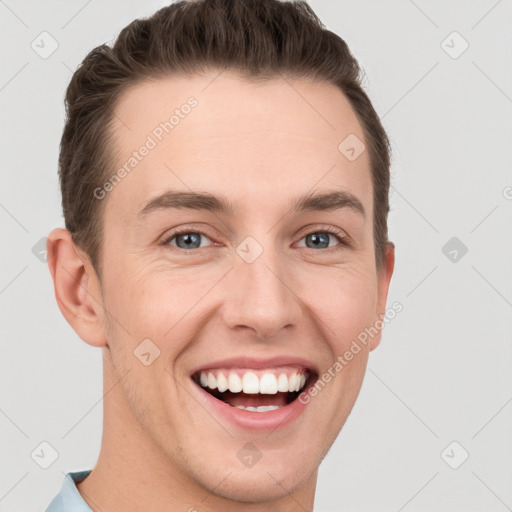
[{"xmin": 73, "ymin": 72, "xmax": 393, "ymax": 503}]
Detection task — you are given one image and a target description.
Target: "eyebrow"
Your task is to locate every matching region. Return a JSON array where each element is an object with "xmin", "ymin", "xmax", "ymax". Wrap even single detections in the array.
[{"xmin": 137, "ymin": 189, "xmax": 366, "ymax": 221}]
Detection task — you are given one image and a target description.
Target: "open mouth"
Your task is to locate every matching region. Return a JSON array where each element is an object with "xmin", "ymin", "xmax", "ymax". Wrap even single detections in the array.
[{"xmin": 191, "ymin": 368, "xmax": 317, "ymax": 412}]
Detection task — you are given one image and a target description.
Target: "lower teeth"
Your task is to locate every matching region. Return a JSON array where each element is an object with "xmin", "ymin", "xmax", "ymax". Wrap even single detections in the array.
[{"xmin": 234, "ymin": 405, "xmax": 282, "ymax": 412}]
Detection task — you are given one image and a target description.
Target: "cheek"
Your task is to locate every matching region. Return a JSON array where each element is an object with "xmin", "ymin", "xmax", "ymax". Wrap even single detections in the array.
[
  {"xmin": 104, "ymin": 266, "xmax": 213, "ymax": 361},
  {"xmin": 305, "ymin": 268, "xmax": 377, "ymax": 350},
  {"xmin": 102, "ymin": 253, "xmax": 178, "ymax": 328}
]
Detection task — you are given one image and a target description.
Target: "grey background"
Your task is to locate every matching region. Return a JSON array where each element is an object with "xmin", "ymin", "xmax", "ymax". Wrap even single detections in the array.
[{"xmin": 1, "ymin": 0, "xmax": 511, "ymax": 511}]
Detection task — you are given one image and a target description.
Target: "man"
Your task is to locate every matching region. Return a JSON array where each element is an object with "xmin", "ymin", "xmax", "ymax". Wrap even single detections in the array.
[{"xmin": 45, "ymin": 0, "xmax": 395, "ymax": 510}]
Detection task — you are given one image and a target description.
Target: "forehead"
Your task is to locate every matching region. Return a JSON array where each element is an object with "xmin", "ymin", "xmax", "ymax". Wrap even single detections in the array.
[{"xmin": 105, "ymin": 71, "xmax": 372, "ymax": 223}]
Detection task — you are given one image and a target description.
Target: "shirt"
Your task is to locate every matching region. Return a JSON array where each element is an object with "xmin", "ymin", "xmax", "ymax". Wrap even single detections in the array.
[{"xmin": 45, "ymin": 470, "xmax": 93, "ymax": 512}]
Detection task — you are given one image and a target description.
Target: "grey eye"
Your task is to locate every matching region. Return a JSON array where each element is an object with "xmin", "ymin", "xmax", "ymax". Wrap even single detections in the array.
[
  {"xmin": 168, "ymin": 232, "xmax": 210, "ymax": 250},
  {"xmin": 304, "ymin": 232, "xmax": 331, "ymax": 249}
]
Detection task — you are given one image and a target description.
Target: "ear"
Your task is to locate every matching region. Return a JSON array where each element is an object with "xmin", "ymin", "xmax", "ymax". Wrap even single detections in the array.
[
  {"xmin": 46, "ymin": 228, "xmax": 108, "ymax": 348},
  {"xmin": 369, "ymin": 241, "xmax": 395, "ymax": 351}
]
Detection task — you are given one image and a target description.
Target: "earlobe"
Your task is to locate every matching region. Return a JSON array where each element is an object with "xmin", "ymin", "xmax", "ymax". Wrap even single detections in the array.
[
  {"xmin": 369, "ymin": 241, "xmax": 396, "ymax": 351},
  {"xmin": 47, "ymin": 228, "xmax": 108, "ymax": 348}
]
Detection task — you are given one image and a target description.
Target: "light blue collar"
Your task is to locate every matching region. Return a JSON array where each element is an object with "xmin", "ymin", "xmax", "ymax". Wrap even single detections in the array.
[{"xmin": 45, "ymin": 470, "xmax": 93, "ymax": 512}]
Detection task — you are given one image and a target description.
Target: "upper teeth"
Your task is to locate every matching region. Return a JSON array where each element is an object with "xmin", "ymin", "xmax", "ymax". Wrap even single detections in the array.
[{"xmin": 198, "ymin": 370, "xmax": 307, "ymax": 394}]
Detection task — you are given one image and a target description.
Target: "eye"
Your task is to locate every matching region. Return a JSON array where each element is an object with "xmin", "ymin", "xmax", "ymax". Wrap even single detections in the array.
[
  {"xmin": 163, "ymin": 230, "xmax": 214, "ymax": 250},
  {"xmin": 296, "ymin": 226, "xmax": 350, "ymax": 251},
  {"xmin": 162, "ymin": 225, "xmax": 350, "ymax": 252}
]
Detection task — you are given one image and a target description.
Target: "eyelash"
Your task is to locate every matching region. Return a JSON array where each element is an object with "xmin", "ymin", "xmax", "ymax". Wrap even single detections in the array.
[{"xmin": 161, "ymin": 225, "xmax": 351, "ymax": 252}]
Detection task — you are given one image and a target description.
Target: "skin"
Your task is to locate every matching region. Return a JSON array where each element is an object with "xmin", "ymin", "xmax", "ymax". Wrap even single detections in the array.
[{"xmin": 47, "ymin": 71, "xmax": 394, "ymax": 512}]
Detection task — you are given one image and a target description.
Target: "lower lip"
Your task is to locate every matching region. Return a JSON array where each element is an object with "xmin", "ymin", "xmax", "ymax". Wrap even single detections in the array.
[{"xmin": 191, "ymin": 381, "xmax": 313, "ymax": 431}]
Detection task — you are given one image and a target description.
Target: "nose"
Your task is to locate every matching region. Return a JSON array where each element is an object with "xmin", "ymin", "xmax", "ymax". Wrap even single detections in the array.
[{"xmin": 221, "ymin": 245, "xmax": 303, "ymax": 340}]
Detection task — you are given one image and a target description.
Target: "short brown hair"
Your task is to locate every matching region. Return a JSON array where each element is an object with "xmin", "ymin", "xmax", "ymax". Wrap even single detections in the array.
[{"xmin": 59, "ymin": 0, "xmax": 392, "ymax": 277}]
